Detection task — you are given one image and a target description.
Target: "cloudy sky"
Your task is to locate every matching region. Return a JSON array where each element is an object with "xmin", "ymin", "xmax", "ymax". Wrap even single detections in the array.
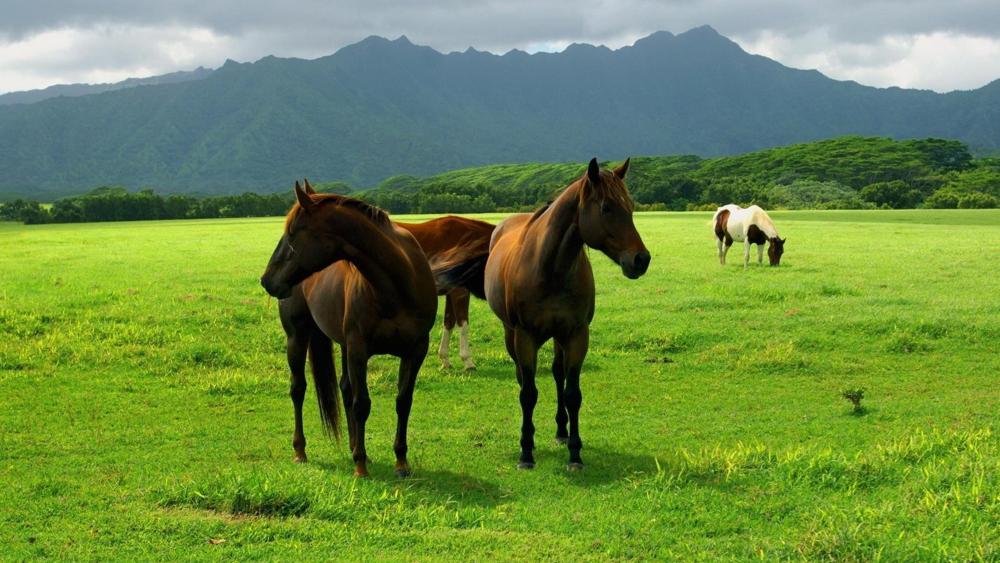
[{"xmin": 2, "ymin": 0, "xmax": 1000, "ymax": 95}]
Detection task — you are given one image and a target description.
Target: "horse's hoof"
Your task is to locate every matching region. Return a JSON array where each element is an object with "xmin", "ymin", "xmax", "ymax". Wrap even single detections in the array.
[
  {"xmin": 293, "ymin": 454, "xmax": 308, "ymax": 463},
  {"xmin": 394, "ymin": 463, "xmax": 412, "ymax": 478},
  {"xmin": 517, "ymin": 461, "xmax": 535, "ymax": 470},
  {"xmin": 353, "ymin": 466, "xmax": 370, "ymax": 478},
  {"xmin": 566, "ymin": 462, "xmax": 584, "ymax": 472},
  {"xmin": 555, "ymin": 436, "xmax": 568, "ymax": 445},
  {"xmin": 440, "ymin": 362, "xmax": 452, "ymax": 370},
  {"xmin": 463, "ymin": 364, "xmax": 477, "ymax": 371}
]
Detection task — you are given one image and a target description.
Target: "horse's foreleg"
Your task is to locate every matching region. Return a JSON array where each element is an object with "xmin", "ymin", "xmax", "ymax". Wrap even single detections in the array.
[
  {"xmin": 513, "ymin": 329, "xmax": 539, "ymax": 469},
  {"xmin": 504, "ymin": 326, "xmax": 522, "ymax": 385},
  {"xmin": 743, "ymin": 240, "xmax": 751, "ymax": 269},
  {"xmin": 454, "ymin": 290, "xmax": 475, "ymax": 370},
  {"xmin": 345, "ymin": 342, "xmax": 371, "ymax": 477},
  {"xmin": 286, "ymin": 332, "xmax": 309, "ymax": 463},
  {"xmin": 438, "ymin": 293, "xmax": 455, "ymax": 369},
  {"xmin": 393, "ymin": 336, "xmax": 428, "ymax": 478},
  {"xmin": 757, "ymin": 244, "xmax": 764, "ymax": 265},
  {"xmin": 552, "ymin": 341, "xmax": 568, "ymax": 444},
  {"xmin": 560, "ymin": 328, "xmax": 589, "ymax": 471}
]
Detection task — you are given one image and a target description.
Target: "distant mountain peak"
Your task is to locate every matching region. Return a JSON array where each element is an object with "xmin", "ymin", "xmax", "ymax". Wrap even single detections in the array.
[{"xmin": 681, "ymin": 24, "xmax": 722, "ymax": 37}]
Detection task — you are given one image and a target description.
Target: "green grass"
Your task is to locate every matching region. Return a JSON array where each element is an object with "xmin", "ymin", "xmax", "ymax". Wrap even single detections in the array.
[{"xmin": 2, "ymin": 209, "xmax": 999, "ymax": 560}]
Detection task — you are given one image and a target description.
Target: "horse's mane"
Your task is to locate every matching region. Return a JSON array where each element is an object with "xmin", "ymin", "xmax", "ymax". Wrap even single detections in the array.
[
  {"xmin": 525, "ymin": 168, "xmax": 634, "ymax": 229},
  {"xmin": 285, "ymin": 193, "xmax": 391, "ymax": 233},
  {"xmin": 591, "ymin": 170, "xmax": 635, "ymax": 211},
  {"xmin": 528, "ymin": 200, "xmax": 553, "ymax": 223}
]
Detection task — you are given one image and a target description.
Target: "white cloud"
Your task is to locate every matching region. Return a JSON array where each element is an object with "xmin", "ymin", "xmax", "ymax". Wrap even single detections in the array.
[
  {"xmin": 2, "ymin": 1, "xmax": 1000, "ymax": 94},
  {"xmin": 0, "ymin": 25, "xmax": 236, "ymax": 91},
  {"xmin": 736, "ymin": 29, "xmax": 1000, "ymax": 92}
]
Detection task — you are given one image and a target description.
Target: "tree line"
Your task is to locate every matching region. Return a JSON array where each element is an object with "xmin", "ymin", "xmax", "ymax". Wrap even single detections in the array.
[{"xmin": 3, "ymin": 137, "xmax": 997, "ymax": 225}]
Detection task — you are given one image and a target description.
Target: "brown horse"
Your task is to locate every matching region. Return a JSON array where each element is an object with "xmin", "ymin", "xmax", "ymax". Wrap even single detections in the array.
[
  {"xmin": 396, "ymin": 216, "xmax": 494, "ymax": 370},
  {"xmin": 481, "ymin": 158, "xmax": 650, "ymax": 470},
  {"xmin": 260, "ymin": 180, "xmax": 437, "ymax": 478}
]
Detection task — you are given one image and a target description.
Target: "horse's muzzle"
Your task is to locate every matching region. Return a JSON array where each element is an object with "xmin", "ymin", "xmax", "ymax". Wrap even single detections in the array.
[
  {"xmin": 260, "ymin": 275, "xmax": 292, "ymax": 299},
  {"xmin": 621, "ymin": 250, "xmax": 651, "ymax": 279}
]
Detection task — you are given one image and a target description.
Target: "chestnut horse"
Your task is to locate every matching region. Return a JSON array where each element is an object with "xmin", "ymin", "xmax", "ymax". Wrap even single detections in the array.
[
  {"xmin": 397, "ymin": 216, "xmax": 495, "ymax": 370},
  {"xmin": 479, "ymin": 158, "xmax": 650, "ymax": 470},
  {"xmin": 260, "ymin": 180, "xmax": 437, "ymax": 478},
  {"xmin": 713, "ymin": 204, "xmax": 786, "ymax": 267}
]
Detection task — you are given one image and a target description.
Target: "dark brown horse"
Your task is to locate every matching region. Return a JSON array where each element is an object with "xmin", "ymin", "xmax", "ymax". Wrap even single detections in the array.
[
  {"xmin": 260, "ymin": 180, "xmax": 437, "ymax": 478},
  {"xmin": 481, "ymin": 158, "xmax": 650, "ymax": 470},
  {"xmin": 397, "ymin": 216, "xmax": 494, "ymax": 370}
]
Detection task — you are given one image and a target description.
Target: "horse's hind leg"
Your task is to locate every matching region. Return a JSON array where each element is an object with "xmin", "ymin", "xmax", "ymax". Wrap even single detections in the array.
[
  {"xmin": 344, "ymin": 342, "xmax": 372, "ymax": 478},
  {"xmin": 438, "ymin": 293, "xmax": 456, "ymax": 369},
  {"xmin": 279, "ymin": 294, "xmax": 312, "ymax": 463},
  {"xmin": 454, "ymin": 290, "xmax": 475, "ymax": 370},
  {"xmin": 338, "ymin": 348, "xmax": 357, "ymax": 455},
  {"xmin": 552, "ymin": 341, "xmax": 569, "ymax": 444},
  {"xmin": 717, "ymin": 237, "xmax": 726, "ymax": 265},
  {"xmin": 393, "ymin": 335, "xmax": 428, "ymax": 478},
  {"xmin": 559, "ymin": 328, "xmax": 589, "ymax": 471}
]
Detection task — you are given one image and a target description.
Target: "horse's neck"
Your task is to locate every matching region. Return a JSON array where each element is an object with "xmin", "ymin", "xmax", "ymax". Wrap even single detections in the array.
[
  {"xmin": 332, "ymin": 213, "xmax": 415, "ymax": 314},
  {"xmin": 754, "ymin": 212, "xmax": 779, "ymax": 239},
  {"xmin": 526, "ymin": 181, "xmax": 585, "ymax": 279}
]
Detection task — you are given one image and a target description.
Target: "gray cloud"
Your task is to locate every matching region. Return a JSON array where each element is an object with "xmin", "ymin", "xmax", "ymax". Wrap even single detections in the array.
[{"xmin": 2, "ymin": 1, "xmax": 1000, "ymax": 93}]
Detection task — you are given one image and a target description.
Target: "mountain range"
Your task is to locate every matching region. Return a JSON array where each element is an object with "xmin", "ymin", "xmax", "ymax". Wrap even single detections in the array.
[
  {"xmin": 0, "ymin": 67, "xmax": 214, "ymax": 106},
  {"xmin": 1, "ymin": 25, "xmax": 998, "ymax": 199}
]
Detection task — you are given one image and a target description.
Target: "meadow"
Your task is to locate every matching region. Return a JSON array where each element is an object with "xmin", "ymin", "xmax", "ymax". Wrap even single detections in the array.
[{"xmin": 1, "ymin": 209, "xmax": 999, "ymax": 560}]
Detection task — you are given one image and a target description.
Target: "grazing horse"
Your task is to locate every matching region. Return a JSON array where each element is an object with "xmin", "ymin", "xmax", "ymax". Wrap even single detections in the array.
[
  {"xmin": 713, "ymin": 204, "xmax": 786, "ymax": 267},
  {"xmin": 396, "ymin": 216, "xmax": 495, "ymax": 370},
  {"xmin": 472, "ymin": 158, "xmax": 650, "ymax": 470},
  {"xmin": 260, "ymin": 180, "xmax": 437, "ymax": 478}
]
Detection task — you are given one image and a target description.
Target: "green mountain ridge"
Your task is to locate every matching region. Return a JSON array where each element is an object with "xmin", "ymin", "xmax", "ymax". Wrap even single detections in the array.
[{"xmin": 1, "ymin": 26, "xmax": 999, "ymax": 199}]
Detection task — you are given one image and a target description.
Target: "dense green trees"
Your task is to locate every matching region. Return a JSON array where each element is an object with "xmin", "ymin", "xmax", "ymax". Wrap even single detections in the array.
[
  {"xmin": 3, "ymin": 136, "xmax": 997, "ymax": 225},
  {"xmin": 364, "ymin": 137, "xmax": 998, "ymax": 213}
]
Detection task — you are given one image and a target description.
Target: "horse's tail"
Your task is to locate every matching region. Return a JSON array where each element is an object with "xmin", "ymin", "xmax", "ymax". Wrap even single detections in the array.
[
  {"xmin": 307, "ymin": 330, "xmax": 341, "ymax": 440},
  {"xmin": 432, "ymin": 251, "xmax": 489, "ymax": 300},
  {"xmin": 709, "ymin": 206, "xmax": 726, "ymax": 226}
]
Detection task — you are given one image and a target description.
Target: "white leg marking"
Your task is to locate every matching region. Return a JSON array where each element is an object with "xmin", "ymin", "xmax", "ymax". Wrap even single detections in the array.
[
  {"xmin": 743, "ymin": 241, "xmax": 751, "ymax": 269},
  {"xmin": 438, "ymin": 327, "xmax": 452, "ymax": 369},
  {"xmin": 717, "ymin": 238, "xmax": 725, "ymax": 265},
  {"xmin": 757, "ymin": 244, "xmax": 764, "ymax": 265},
  {"xmin": 459, "ymin": 321, "xmax": 475, "ymax": 370}
]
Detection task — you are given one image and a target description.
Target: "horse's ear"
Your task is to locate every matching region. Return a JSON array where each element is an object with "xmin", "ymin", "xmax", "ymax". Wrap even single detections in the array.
[
  {"xmin": 587, "ymin": 157, "xmax": 601, "ymax": 185},
  {"xmin": 781, "ymin": 237, "xmax": 787, "ymax": 243},
  {"xmin": 294, "ymin": 181, "xmax": 313, "ymax": 211},
  {"xmin": 613, "ymin": 157, "xmax": 630, "ymax": 180},
  {"xmin": 303, "ymin": 178, "xmax": 316, "ymax": 195}
]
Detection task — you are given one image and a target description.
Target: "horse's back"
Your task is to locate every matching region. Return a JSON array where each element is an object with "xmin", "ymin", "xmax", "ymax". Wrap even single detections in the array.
[
  {"xmin": 489, "ymin": 213, "xmax": 532, "ymax": 252},
  {"xmin": 399, "ymin": 215, "xmax": 494, "ymax": 258}
]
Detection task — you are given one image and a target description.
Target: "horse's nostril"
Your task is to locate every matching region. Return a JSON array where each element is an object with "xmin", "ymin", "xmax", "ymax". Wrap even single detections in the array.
[{"xmin": 634, "ymin": 252, "xmax": 650, "ymax": 269}]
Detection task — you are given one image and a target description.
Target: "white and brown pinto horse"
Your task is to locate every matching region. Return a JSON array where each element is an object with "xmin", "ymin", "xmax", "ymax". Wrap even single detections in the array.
[{"xmin": 713, "ymin": 204, "xmax": 786, "ymax": 267}]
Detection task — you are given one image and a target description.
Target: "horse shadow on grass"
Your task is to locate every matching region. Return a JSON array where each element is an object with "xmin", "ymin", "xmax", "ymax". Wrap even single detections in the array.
[
  {"xmin": 526, "ymin": 444, "xmax": 661, "ymax": 487},
  {"xmin": 312, "ymin": 459, "xmax": 504, "ymax": 509}
]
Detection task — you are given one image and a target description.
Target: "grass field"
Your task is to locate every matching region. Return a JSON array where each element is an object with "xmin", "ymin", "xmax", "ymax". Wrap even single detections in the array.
[{"xmin": 2, "ymin": 209, "xmax": 999, "ymax": 560}]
